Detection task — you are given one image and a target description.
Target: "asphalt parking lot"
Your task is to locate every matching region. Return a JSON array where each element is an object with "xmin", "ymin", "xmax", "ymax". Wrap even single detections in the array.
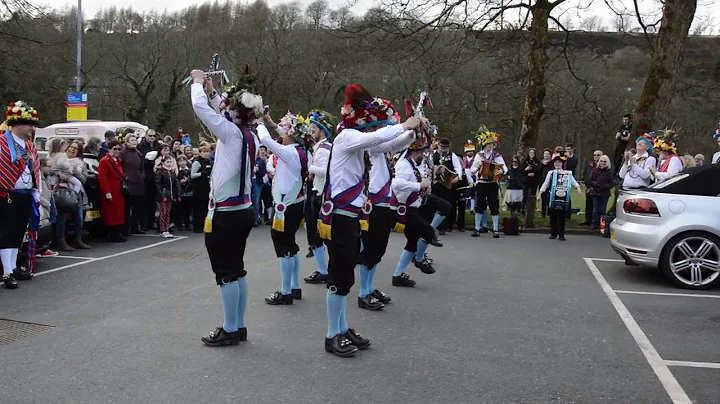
[{"xmin": 0, "ymin": 229, "xmax": 717, "ymax": 404}]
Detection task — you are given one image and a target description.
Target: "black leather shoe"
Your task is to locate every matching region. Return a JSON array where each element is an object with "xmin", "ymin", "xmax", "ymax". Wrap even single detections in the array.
[
  {"xmin": 292, "ymin": 289, "xmax": 302, "ymax": 300},
  {"xmin": 3, "ymin": 274, "xmax": 18, "ymax": 289},
  {"xmin": 371, "ymin": 289, "xmax": 391, "ymax": 304},
  {"xmin": 344, "ymin": 328, "xmax": 370, "ymax": 350},
  {"xmin": 304, "ymin": 271, "xmax": 327, "ymax": 284},
  {"xmin": 471, "ymin": 230, "xmax": 480, "ymax": 237},
  {"xmin": 413, "ymin": 257, "xmax": 436, "ymax": 274},
  {"xmin": 392, "ymin": 273, "xmax": 416, "ymax": 287},
  {"xmin": 358, "ymin": 295, "xmax": 384, "ymax": 311},
  {"xmin": 265, "ymin": 291, "xmax": 293, "ymax": 305},
  {"xmin": 493, "ymin": 231, "xmax": 500, "ymax": 239},
  {"xmin": 325, "ymin": 335, "xmax": 358, "ymax": 357},
  {"xmin": 201, "ymin": 326, "xmax": 245, "ymax": 347},
  {"xmin": 13, "ymin": 267, "xmax": 33, "ymax": 281}
]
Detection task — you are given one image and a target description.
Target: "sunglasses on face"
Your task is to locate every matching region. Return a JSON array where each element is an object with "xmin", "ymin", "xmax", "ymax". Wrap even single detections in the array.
[
  {"xmin": 111, "ymin": 147, "xmax": 121, "ymax": 151},
  {"xmin": 594, "ymin": 154, "xmax": 601, "ymax": 157}
]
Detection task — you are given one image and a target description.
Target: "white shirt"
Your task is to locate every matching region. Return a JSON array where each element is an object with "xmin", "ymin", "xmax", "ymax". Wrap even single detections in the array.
[
  {"xmin": 257, "ymin": 126, "xmax": 303, "ymax": 199},
  {"xmin": 653, "ymin": 154, "xmax": 684, "ymax": 182},
  {"xmin": 618, "ymin": 152, "xmax": 656, "ymax": 189},
  {"xmin": 368, "ymin": 131, "xmax": 414, "ymax": 198},
  {"xmin": 470, "ymin": 150, "xmax": 507, "ymax": 182},
  {"xmin": 191, "ymin": 83, "xmax": 258, "ymax": 211},
  {"xmin": 436, "ymin": 152, "xmax": 464, "ymax": 178},
  {"xmin": 309, "ymin": 139, "xmax": 331, "ymax": 195},
  {"xmin": 392, "ymin": 156, "xmax": 422, "ymax": 208},
  {"xmin": 328, "ymin": 124, "xmax": 407, "ymax": 208}
]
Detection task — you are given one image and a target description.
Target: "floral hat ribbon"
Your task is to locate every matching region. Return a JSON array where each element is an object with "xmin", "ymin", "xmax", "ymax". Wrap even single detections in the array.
[
  {"xmin": 278, "ymin": 112, "xmax": 313, "ymax": 148},
  {"xmin": 340, "ymin": 83, "xmax": 397, "ymax": 131},
  {"xmin": 473, "ymin": 125, "xmax": 500, "ymax": 147},
  {"xmin": 6, "ymin": 100, "xmax": 39, "ymax": 127},
  {"xmin": 307, "ymin": 109, "xmax": 337, "ymax": 141}
]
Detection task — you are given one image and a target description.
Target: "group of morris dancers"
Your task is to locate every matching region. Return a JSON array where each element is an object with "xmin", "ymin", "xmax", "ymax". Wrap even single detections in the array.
[{"xmin": 187, "ymin": 66, "xmax": 527, "ymax": 357}]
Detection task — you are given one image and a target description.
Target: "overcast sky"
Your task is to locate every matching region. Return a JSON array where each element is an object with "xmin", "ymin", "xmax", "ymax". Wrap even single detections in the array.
[{"xmin": 41, "ymin": 0, "xmax": 719, "ymax": 34}]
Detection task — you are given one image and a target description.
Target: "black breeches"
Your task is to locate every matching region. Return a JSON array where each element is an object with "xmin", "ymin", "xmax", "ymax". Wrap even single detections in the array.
[
  {"xmin": 403, "ymin": 207, "xmax": 436, "ymax": 253},
  {"xmin": 359, "ymin": 206, "xmax": 395, "ymax": 268},
  {"xmin": 475, "ymin": 182, "xmax": 500, "ymax": 215},
  {"xmin": 326, "ymin": 214, "xmax": 361, "ymax": 296},
  {"xmin": 205, "ymin": 208, "xmax": 254, "ymax": 285},
  {"xmin": 270, "ymin": 201, "xmax": 305, "ymax": 257}
]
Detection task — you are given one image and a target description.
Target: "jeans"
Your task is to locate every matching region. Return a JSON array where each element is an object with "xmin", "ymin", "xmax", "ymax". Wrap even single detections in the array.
[
  {"xmin": 56, "ymin": 197, "xmax": 83, "ymax": 240},
  {"xmin": 592, "ymin": 196, "xmax": 609, "ymax": 226},
  {"xmin": 251, "ymin": 180, "xmax": 263, "ymax": 224}
]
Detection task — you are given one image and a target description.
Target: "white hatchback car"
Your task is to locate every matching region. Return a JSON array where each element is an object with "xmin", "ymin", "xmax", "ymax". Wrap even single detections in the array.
[{"xmin": 610, "ymin": 164, "xmax": 720, "ymax": 290}]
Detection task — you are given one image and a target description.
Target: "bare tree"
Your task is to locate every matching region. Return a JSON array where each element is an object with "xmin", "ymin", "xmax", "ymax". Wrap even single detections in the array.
[{"xmin": 305, "ymin": 0, "xmax": 328, "ymax": 29}]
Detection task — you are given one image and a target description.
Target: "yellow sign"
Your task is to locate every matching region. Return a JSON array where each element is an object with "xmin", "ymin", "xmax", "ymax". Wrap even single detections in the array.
[
  {"xmin": 610, "ymin": 231, "xmax": 616, "ymax": 240},
  {"xmin": 84, "ymin": 210, "xmax": 101, "ymax": 221},
  {"xmin": 67, "ymin": 106, "xmax": 88, "ymax": 122}
]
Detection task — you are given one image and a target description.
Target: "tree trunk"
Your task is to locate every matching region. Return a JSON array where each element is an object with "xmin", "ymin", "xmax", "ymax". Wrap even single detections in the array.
[
  {"xmin": 520, "ymin": 0, "xmax": 551, "ymax": 229},
  {"xmin": 632, "ymin": 0, "xmax": 697, "ymax": 134}
]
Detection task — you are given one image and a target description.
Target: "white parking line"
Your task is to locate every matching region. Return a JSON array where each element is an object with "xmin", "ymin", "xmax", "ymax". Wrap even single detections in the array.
[
  {"xmin": 665, "ymin": 360, "xmax": 720, "ymax": 369},
  {"xmin": 585, "ymin": 257, "xmax": 625, "ymax": 263},
  {"xmin": 583, "ymin": 258, "xmax": 692, "ymax": 404},
  {"xmin": 47, "ymin": 255, "xmax": 94, "ymax": 260},
  {"xmin": 615, "ymin": 290, "xmax": 720, "ymax": 299},
  {"xmin": 34, "ymin": 237, "xmax": 188, "ymax": 278}
]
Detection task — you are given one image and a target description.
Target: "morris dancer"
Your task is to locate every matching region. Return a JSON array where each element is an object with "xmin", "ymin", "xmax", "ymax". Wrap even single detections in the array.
[
  {"xmin": 190, "ymin": 67, "xmax": 262, "ymax": 347},
  {"xmin": 649, "ymin": 129, "xmax": 683, "ymax": 183},
  {"xmin": 260, "ymin": 112, "xmax": 312, "ymax": 305},
  {"xmin": 358, "ymin": 114, "xmax": 415, "ymax": 311},
  {"xmin": 317, "ymin": 83, "xmax": 425, "ymax": 357},
  {"xmin": 0, "ymin": 101, "xmax": 41, "ymax": 289},
  {"xmin": 303, "ymin": 109, "xmax": 335, "ymax": 285},
  {"xmin": 462, "ymin": 140, "xmax": 481, "ymax": 224},
  {"xmin": 433, "ymin": 138, "xmax": 463, "ymax": 234},
  {"xmin": 470, "ymin": 127, "xmax": 507, "ymax": 238},
  {"xmin": 391, "ymin": 136, "xmax": 435, "ymax": 288},
  {"xmin": 539, "ymin": 154, "xmax": 582, "ymax": 240}
]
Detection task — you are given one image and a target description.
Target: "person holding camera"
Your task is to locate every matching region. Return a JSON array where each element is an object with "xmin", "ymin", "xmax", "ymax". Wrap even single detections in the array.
[
  {"xmin": 190, "ymin": 145, "xmax": 213, "ymax": 233},
  {"xmin": 613, "ymin": 114, "xmax": 632, "ymax": 175}
]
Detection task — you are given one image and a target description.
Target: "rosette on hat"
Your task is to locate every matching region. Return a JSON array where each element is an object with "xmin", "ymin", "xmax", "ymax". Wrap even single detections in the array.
[
  {"xmin": 340, "ymin": 83, "xmax": 397, "ymax": 130},
  {"xmin": 653, "ymin": 128, "xmax": 679, "ymax": 154},
  {"xmin": 463, "ymin": 140, "xmax": 475, "ymax": 153},
  {"xmin": 5, "ymin": 100, "xmax": 39, "ymax": 126},
  {"xmin": 307, "ymin": 109, "xmax": 337, "ymax": 141}
]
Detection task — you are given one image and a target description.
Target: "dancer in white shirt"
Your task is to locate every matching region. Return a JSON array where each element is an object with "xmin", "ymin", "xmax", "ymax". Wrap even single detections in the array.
[
  {"xmin": 190, "ymin": 67, "xmax": 262, "ymax": 347},
  {"xmin": 260, "ymin": 112, "xmax": 313, "ymax": 305},
  {"xmin": 649, "ymin": 129, "xmax": 683, "ymax": 183},
  {"xmin": 303, "ymin": 109, "xmax": 336, "ymax": 285},
  {"xmin": 470, "ymin": 127, "xmax": 507, "ymax": 238},
  {"xmin": 317, "ymin": 83, "xmax": 425, "ymax": 357}
]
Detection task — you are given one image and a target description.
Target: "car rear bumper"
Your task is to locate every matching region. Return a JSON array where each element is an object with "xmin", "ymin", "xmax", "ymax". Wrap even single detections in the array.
[{"xmin": 609, "ymin": 219, "xmax": 662, "ymax": 267}]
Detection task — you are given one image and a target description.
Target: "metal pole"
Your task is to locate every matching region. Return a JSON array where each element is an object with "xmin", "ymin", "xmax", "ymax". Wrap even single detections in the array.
[{"xmin": 75, "ymin": 0, "xmax": 82, "ymax": 92}]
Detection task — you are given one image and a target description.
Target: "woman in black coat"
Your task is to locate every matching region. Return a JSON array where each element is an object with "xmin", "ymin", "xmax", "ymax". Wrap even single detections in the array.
[
  {"xmin": 587, "ymin": 154, "xmax": 615, "ymax": 229},
  {"xmin": 120, "ymin": 134, "xmax": 145, "ymax": 235}
]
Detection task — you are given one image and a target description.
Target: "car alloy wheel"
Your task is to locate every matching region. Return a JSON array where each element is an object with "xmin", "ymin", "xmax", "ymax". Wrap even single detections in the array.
[{"xmin": 662, "ymin": 232, "xmax": 720, "ymax": 289}]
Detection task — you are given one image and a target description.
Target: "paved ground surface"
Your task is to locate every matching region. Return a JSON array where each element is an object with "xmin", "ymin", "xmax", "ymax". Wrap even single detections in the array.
[{"xmin": 0, "ymin": 228, "xmax": 717, "ymax": 404}]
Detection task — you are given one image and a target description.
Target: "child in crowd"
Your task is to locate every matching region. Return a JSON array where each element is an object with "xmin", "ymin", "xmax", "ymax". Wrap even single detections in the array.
[
  {"xmin": 155, "ymin": 156, "xmax": 180, "ymax": 238},
  {"xmin": 175, "ymin": 156, "xmax": 193, "ymax": 231}
]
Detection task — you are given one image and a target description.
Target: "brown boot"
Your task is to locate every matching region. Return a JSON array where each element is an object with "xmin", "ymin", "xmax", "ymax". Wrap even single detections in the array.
[
  {"xmin": 71, "ymin": 237, "xmax": 91, "ymax": 250},
  {"xmin": 57, "ymin": 239, "xmax": 75, "ymax": 252}
]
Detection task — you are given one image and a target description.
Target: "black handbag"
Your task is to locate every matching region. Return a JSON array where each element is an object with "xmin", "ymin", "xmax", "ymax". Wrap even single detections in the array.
[
  {"xmin": 53, "ymin": 184, "xmax": 79, "ymax": 210},
  {"xmin": 109, "ymin": 160, "xmax": 131, "ymax": 196}
]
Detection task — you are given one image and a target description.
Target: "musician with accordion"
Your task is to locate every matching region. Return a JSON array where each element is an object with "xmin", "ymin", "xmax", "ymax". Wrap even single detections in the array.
[
  {"xmin": 469, "ymin": 127, "xmax": 507, "ymax": 239},
  {"xmin": 432, "ymin": 138, "xmax": 465, "ymax": 234}
]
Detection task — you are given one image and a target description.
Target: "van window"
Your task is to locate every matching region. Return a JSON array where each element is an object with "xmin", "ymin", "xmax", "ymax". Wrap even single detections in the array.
[{"xmin": 34, "ymin": 137, "xmax": 47, "ymax": 151}]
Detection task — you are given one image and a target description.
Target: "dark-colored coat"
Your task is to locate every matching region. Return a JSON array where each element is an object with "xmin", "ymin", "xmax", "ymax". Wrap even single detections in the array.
[
  {"xmin": 587, "ymin": 166, "xmax": 614, "ymax": 197},
  {"xmin": 97, "ymin": 156, "xmax": 125, "ymax": 226},
  {"xmin": 119, "ymin": 146, "xmax": 145, "ymax": 196},
  {"xmin": 522, "ymin": 158, "xmax": 542, "ymax": 189},
  {"xmin": 155, "ymin": 167, "xmax": 180, "ymax": 202},
  {"xmin": 506, "ymin": 166, "xmax": 524, "ymax": 190}
]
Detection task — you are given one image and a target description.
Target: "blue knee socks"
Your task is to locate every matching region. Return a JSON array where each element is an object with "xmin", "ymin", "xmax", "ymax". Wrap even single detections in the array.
[
  {"xmin": 492, "ymin": 215, "xmax": 499, "ymax": 231},
  {"xmin": 430, "ymin": 212, "xmax": 445, "ymax": 229},
  {"xmin": 339, "ymin": 295, "xmax": 348, "ymax": 334},
  {"xmin": 394, "ymin": 249, "xmax": 414, "ymax": 277},
  {"xmin": 291, "ymin": 253, "xmax": 300, "ymax": 290},
  {"xmin": 368, "ymin": 264, "xmax": 378, "ymax": 294},
  {"xmin": 475, "ymin": 212, "xmax": 482, "ymax": 230},
  {"xmin": 359, "ymin": 265, "xmax": 371, "ymax": 298},
  {"xmin": 414, "ymin": 240, "xmax": 429, "ymax": 262},
  {"xmin": 313, "ymin": 245, "xmax": 328, "ymax": 275},
  {"xmin": 219, "ymin": 281, "xmax": 240, "ymax": 333},
  {"xmin": 482, "ymin": 212, "xmax": 488, "ymax": 228},
  {"xmin": 326, "ymin": 291, "xmax": 345, "ymax": 338},
  {"xmin": 237, "ymin": 277, "xmax": 247, "ymax": 329},
  {"xmin": 280, "ymin": 256, "xmax": 293, "ymax": 295}
]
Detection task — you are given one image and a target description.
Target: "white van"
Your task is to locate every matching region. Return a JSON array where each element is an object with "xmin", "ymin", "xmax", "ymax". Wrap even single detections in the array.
[{"xmin": 34, "ymin": 121, "xmax": 148, "ymax": 152}]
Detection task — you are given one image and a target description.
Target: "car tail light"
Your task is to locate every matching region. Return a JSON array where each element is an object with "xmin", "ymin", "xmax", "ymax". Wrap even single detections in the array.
[{"xmin": 623, "ymin": 198, "xmax": 661, "ymax": 217}]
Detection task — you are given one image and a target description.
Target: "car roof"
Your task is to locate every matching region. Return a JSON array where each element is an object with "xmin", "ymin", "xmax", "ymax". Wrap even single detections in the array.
[{"xmin": 646, "ymin": 164, "xmax": 720, "ymax": 197}]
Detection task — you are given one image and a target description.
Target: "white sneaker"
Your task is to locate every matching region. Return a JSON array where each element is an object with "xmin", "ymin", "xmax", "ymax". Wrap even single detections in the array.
[{"xmin": 161, "ymin": 232, "xmax": 174, "ymax": 238}]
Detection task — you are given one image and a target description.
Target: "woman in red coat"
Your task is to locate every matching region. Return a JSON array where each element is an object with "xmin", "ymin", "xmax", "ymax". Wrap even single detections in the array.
[{"xmin": 98, "ymin": 139, "xmax": 127, "ymax": 242}]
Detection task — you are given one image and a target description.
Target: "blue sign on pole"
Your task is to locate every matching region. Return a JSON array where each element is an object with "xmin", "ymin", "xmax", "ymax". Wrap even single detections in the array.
[{"xmin": 67, "ymin": 93, "xmax": 88, "ymax": 104}]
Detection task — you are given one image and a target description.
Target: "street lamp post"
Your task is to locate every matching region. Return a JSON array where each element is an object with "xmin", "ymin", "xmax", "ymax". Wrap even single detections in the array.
[{"xmin": 75, "ymin": 0, "xmax": 82, "ymax": 92}]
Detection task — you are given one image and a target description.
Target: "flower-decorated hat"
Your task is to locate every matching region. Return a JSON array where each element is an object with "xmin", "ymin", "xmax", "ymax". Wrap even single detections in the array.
[
  {"xmin": 278, "ymin": 112, "xmax": 313, "ymax": 148},
  {"xmin": 653, "ymin": 128, "xmax": 678, "ymax": 154},
  {"xmin": 713, "ymin": 121, "xmax": 720, "ymax": 141},
  {"xmin": 552, "ymin": 153, "xmax": 567, "ymax": 164},
  {"xmin": 6, "ymin": 100, "xmax": 39, "ymax": 126},
  {"xmin": 408, "ymin": 132, "xmax": 429, "ymax": 151},
  {"xmin": 340, "ymin": 83, "xmax": 397, "ymax": 130},
  {"xmin": 463, "ymin": 140, "xmax": 475, "ymax": 153},
  {"xmin": 635, "ymin": 131, "xmax": 654, "ymax": 153},
  {"xmin": 473, "ymin": 125, "xmax": 499, "ymax": 148},
  {"xmin": 307, "ymin": 109, "xmax": 337, "ymax": 141},
  {"xmin": 221, "ymin": 64, "xmax": 264, "ymax": 124}
]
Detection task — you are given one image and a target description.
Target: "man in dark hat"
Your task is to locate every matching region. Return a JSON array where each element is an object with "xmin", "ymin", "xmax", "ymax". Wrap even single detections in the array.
[
  {"xmin": 432, "ymin": 137, "xmax": 463, "ymax": 234},
  {"xmin": 98, "ymin": 130, "xmax": 117, "ymax": 159}
]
